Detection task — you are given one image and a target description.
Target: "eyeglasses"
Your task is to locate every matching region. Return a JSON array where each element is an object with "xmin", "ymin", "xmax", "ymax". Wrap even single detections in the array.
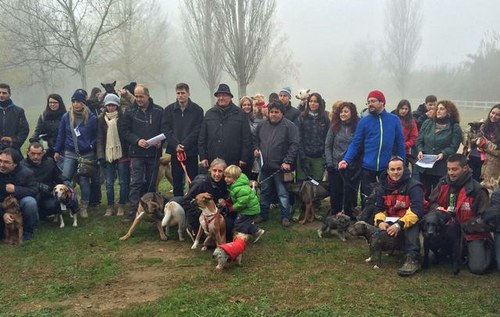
[{"xmin": 389, "ymin": 155, "xmax": 404, "ymax": 162}]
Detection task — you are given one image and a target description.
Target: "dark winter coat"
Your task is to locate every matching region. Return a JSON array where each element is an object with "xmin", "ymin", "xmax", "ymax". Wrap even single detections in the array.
[
  {"xmin": 325, "ymin": 122, "xmax": 356, "ymax": 168},
  {"xmin": 30, "ymin": 111, "xmax": 64, "ymax": 153},
  {"xmin": 162, "ymin": 99, "xmax": 204, "ymax": 157},
  {"xmin": 0, "ymin": 101, "xmax": 30, "ymax": 149},
  {"xmin": 296, "ymin": 112, "xmax": 330, "ymax": 159},
  {"xmin": 198, "ymin": 103, "xmax": 252, "ymax": 166},
  {"xmin": 0, "ymin": 164, "xmax": 38, "ymax": 201},
  {"xmin": 284, "ymin": 102, "xmax": 300, "ymax": 123},
  {"xmin": 21, "ymin": 156, "xmax": 64, "ymax": 192},
  {"xmin": 96, "ymin": 110, "xmax": 129, "ymax": 160},
  {"xmin": 254, "ymin": 117, "xmax": 300, "ymax": 172},
  {"xmin": 412, "ymin": 103, "xmax": 429, "ymax": 130},
  {"xmin": 121, "ymin": 98, "xmax": 164, "ymax": 158},
  {"xmin": 54, "ymin": 111, "xmax": 97, "ymax": 155}
]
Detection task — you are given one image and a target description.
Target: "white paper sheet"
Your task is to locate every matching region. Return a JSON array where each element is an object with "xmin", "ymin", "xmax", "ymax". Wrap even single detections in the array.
[
  {"xmin": 415, "ymin": 154, "xmax": 438, "ymax": 168},
  {"xmin": 146, "ymin": 133, "xmax": 166, "ymax": 148}
]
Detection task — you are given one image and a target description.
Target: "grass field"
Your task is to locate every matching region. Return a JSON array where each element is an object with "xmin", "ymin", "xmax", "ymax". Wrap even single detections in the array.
[{"xmin": 0, "ymin": 105, "xmax": 497, "ymax": 316}]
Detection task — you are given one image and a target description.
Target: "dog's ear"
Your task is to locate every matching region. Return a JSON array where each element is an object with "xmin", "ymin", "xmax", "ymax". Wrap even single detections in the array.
[
  {"xmin": 139, "ymin": 199, "xmax": 148, "ymax": 211},
  {"xmin": 112, "ymin": 80, "xmax": 116, "ymax": 86}
]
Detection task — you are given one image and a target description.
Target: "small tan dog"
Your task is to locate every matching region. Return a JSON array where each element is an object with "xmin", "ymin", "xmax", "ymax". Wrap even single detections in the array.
[
  {"xmin": 120, "ymin": 192, "xmax": 167, "ymax": 241},
  {"xmin": 52, "ymin": 184, "xmax": 78, "ymax": 228},
  {"xmin": 161, "ymin": 200, "xmax": 186, "ymax": 241},
  {"xmin": 2, "ymin": 195, "xmax": 23, "ymax": 245},
  {"xmin": 191, "ymin": 192, "xmax": 226, "ymax": 251},
  {"xmin": 212, "ymin": 232, "xmax": 250, "ymax": 270},
  {"xmin": 156, "ymin": 155, "xmax": 173, "ymax": 192}
]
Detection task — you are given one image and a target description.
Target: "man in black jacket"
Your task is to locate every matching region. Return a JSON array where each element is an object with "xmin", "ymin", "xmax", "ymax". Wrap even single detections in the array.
[
  {"xmin": 198, "ymin": 84, "xmax": 251, "ymax": 169},
  {"xmin": 162, "ymin": 83, "xmax": 204, "ymax": 196},
  {"xmin": 21, "ymin": 142, "xmax": 78, "ymax": 220},
  {"xmin": 0, "ymin": 147, "xmax": 38, "ymax": 240},
  {"xmin": 0, "ymin": 83, "xmax": 29, "ymax": 150},
  {"xmin": 279, "ymin": 86, "xmax": 300, "ymax": 123},
  {"xmin": 254, "ymin": 102, "xmax": 300, "ymax": 227},
  {"xmin": 121, "ymin": 84, "xmax": 164, "ymax": 222}
]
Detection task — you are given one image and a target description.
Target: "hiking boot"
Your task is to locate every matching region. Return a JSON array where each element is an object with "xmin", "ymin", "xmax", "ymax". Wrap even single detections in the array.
[
  {"xmin": 104, "ymin": 205, "xmax": 114, "ymax": 217},
  {"xmin": 282, "ymin": 218, "xmax": 290, "ymax": 227},
  {"xmin": 116, "ymin": 204, "xmax": 125, "ymax": 217},
  {"xmin": 397, "ymin": 256, "xmax": 420, "ymax": 276},
  {"xmin": 253, "ymin": 229, "xmax": 265, "ymax": 243},
  {"xmin": 80, "ymin": 201, "xmax": 89, "ymax": 218}
]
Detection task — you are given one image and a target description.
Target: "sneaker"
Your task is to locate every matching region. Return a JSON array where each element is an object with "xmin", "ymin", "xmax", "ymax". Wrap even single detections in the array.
[
  {"xmin": 282, "ymin": 218, "xmax": 290, "ymax": 227},
  {"xmin": 186, "ymin": 228, "xmax": 196, "ymax": 243},
  {"xmin": 253, "ymin": 229, "xmax": 265, "ymax": 243},
  {"xmin": 104, "ymin": 206, "xmax": 114, "ymax": 217},
  {"xmin": 397, "ymin": 256, "xmax": 420, "ymax": 276}
]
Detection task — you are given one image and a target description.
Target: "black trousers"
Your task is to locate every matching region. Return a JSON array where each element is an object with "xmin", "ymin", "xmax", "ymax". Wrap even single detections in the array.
[{"xmin": 171, "ymin": 154, "xmax": 198, "ymax": 197}]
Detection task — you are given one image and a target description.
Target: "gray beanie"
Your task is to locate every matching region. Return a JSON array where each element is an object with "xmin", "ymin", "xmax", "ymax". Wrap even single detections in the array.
[
  {"xmin": 104, "ymin": 93, "xmax": 120, "ymax": 106},
  {"xmin": 279, "ymin": 87, "xmax": 292, "ymax": 97}
]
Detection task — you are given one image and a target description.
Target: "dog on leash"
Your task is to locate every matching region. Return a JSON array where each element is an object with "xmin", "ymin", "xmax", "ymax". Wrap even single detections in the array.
[
  {"xmin": 120, "ymin": 192, "xmax": 167, "ymax": 241},
  {"xmin": 212, "ymin": 232, "xmax": 251, "ymax": 270},
  {"xmin": 156, "ymin": 155, "xmax": 173, "ymax": 192},
  {"xmin": 422, "ymin": 210, "xmax": 462, "ymax": 275},
  {"xmin": 161, "ymin": 200, "xmax": 186, "ymax": 241},
  {"xmin": 191, "ymin": 192, "xmax": 226, "ymax": 251},
  {"xmin": 287, "ymin": 180, "xmax": 329, "ymax": 224},
  {"xmin": 462, "ymin": 121, "xmax": 483, "ymax": 157},
  {"xmin": 317, "ymin": 213, "xmax": 351, "ymax": 240},
  {"xmin": 348, "ymin": 221, "xmax": 403, "ymax": 269},
  {"xmin": 2, "ymin": 195, "xmax": 23, "ymax": 245},
  {"xmin": 52, "ymin": 184, "xmax": 78, "ymax": 228}
]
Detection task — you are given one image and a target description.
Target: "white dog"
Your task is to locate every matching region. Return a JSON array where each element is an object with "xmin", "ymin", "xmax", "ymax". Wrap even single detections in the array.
[
  {"xmin": 161, "ymin": 201, "xmax": 186, "ymax": 241},
  {"xmin": 52, "ymin": 184, "xmax": 78, "ymax": 228}
]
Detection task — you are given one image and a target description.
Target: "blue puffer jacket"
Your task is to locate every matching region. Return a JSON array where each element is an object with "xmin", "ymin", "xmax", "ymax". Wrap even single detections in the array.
[
  {"xmin": 343, "ymin": 109, "xmax": 405, "ymax": 172},
  {"xmin": 54, "ymin": 110, "xmax": 97, "ymax": 155}
]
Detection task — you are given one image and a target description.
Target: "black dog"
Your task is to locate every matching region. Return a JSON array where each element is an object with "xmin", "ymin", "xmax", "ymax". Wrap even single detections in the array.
[
  {"xmin": 422, "ymin": 210, "xmax": 462, "ymax": 275},
  {"xmin": 317, "ymin": 213, "xmax": 351, "ymax": 240},
  {"xmin": 347, "ymin": 221, "xmax": 403, "ymax": 268},
  {"xmin": 101, "ymin": 81, "xmax": 117, "ymax": 95}
]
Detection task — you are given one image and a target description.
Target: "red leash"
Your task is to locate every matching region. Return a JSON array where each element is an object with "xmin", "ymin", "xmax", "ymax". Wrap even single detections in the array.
[{"xmin": 176, "ymin": 151, "xmax": 192, "ymax": 184}]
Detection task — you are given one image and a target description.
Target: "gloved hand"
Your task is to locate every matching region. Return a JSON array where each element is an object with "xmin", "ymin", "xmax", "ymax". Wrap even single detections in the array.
[{"xmin": 39, "ymin": 183, "xmax": 52, "ymax": 195}]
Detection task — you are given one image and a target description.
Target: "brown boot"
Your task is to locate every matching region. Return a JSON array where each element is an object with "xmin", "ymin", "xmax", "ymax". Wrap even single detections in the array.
[
  {"xmin": 80, "ymin": 201, "xmax": 89, "ymax": 218},
  {"xmin": 397, "ymin": 256, "xmax": 420, "ymax": 276},
  {"xmin": 116, "ymin": 204, "xmax": 125, "ymax": 216},
  {"xmin": 104, "ymin": 205, "xmax": 114, "ymax": 217}
]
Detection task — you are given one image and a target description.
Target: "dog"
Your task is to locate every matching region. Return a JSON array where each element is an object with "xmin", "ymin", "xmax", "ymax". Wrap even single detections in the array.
[
  {"xmin": 347, "ymin": 221, "xmax": 403, "ymax": 269},
  {"xmin": 0, "ymin": 136, "xmax": 14, "ymax": 150},
  {"xmin": 422, "ymin": 210, "xmax": 462, "ymax": 275},
  {"xmin": 480, "ymin": 177, "xmax": 499, "ymax": 196},
  {"xmin": 462, "ymin": 121, "xmax": 483, "ymax": 157},
  {"xmin": 156, "ymin": 155, "xmax": 173, "ymax": 192},
  {"xmin": 2, "ymin": 195, "xmax": 23, "ymax": 245},
  {"xmin": 161, "ymin": 200, "xmax": 186, "ymax": 241},
  {"xmin": 317, "ymin": 213, "xmax": 351, "ymax": 241},
  {"xmin": 120, "ymin": 192, "xmax": 167, "ymax": 241},
  {"xmin": 295, "ymin": 89, "xmax": 311, "ymax": 112},
  {"xmin": 191, "ymin": 192, "xmax": 226, "ymax": 251},
  {"xmin": 212, "ymin": 232, "xmax": 250, "ymax": 270},
  {"xmin": 287, "ymin": 180, "xmax": 329, "ymax": 224},
  {"xmin": 101, "ymin": 81, "xmax": 117, "ymax": 95},
  {"xmin": 52, "ymin": 184, "xmax": 78, "ymax": 228}
]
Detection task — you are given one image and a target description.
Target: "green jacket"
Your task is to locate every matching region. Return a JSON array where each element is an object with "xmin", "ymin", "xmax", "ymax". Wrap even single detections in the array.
[
  {"xmin": 228, "ymin": 173, "xmax": 260, "ymax": 216},
  {"xmin": 416, "ymin": 119, "xmax": 463, "ymax": 176}
]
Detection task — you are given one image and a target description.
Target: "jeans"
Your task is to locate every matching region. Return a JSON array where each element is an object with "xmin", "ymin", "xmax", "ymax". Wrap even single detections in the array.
[
  {"xmin": 328, "ymin": 168, "xmax": 359, "ymax": 219},
  {"xmin": 104, "ymin": 160, "xmax": 130, "ymax": 206},
  {"xmin": 20, "ymin": 196, "xmax": 38, "ymax": 237},
  {"xmin": 171, "ymin": 154, "xmax": 198, "ymax": 197},
  {"xmin": 403, "ymin": 224, "xmax": 421, "ymax": 258},
  {"xmin": 259, "ymin": 170, "xmax": 291, "ymax": 221},
  {"xmin": 62, "ymin": 153, "xmax": 91, "ymax": 202},
  {"xmin": 467, "ymin": 239, "xmax": 493, "ymax": 275},
  {"xmin": 128, "ymin": 157, "xmax": 159, "ymax": 214},
  {"xmin": 37, "ymin": 194, "xmax": 79, "ymax": 218}
]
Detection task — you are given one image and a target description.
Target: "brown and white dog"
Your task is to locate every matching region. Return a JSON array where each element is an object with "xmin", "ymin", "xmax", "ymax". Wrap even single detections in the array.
[
  {"xmin": 52, "ymin": 184, "xmax": 78, "ymax": 228},
  {"xmin": 462, "ymin": 121, "xmax": 483, "ymax": 157},
  {"xmin": 2, "ymin": 195, "xmax": 23, "ymax": 245},
  {"xmin": 287, "ymin": 180, "xmax": 329, "ymax": 224},
  {"xmin": 212, "ymin": 232, "xmax": 250, "ymax": 270},
  {"xmin": 191, "ymin": 192, "xmax": 226, "ymax": 251},
  {"xmin": 161, "ymin": 200, "xmax": 186, "ymax": 241},
  {"xmin": 155, "ymin": 155, "xmax": 173, "ymax": 192},
  {"xmin": 120, "ymin": 192, "xmax": 167, "ymax": 241}
]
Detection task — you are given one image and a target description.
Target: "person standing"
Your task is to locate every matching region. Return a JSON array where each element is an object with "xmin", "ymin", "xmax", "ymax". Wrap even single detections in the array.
[
  {"xmin": 477, "ymin": 104, "xmax": 500, "ymax": 182},
  {"xmin": 395, "ymin": 99, "xmax": 418, "ymax": 165},
  {"xmin": 339, "ymin": 90, "xmax": 406, "ymax": 206},
  {"xmin": 162, "ymin": 83, "xmax": 203, "ymax": 196},
  {"xmin": 278, "ymin": 87, "xmax": 300, "ymax": 123},
  {"xmin": 0, "ymin": 83, "xmax": 29, "ymax": 150},
  {"xmin": 121, "ymin": 84, "xmax": 164, "ymax": 222},
  {"xmin": 198, "ymin": 84, "xmax": 251, "ymax": 169}
]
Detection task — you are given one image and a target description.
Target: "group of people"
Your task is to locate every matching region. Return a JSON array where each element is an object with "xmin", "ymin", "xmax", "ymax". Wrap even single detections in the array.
[{"xmin": 0, "ymin": 80, "xmax": 499, "ymax": 276}]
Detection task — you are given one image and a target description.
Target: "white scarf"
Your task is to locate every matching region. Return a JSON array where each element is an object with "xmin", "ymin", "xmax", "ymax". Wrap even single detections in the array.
[{"xmin": 104, "ymin": 111, "xmax": 123, "ymax": 162}]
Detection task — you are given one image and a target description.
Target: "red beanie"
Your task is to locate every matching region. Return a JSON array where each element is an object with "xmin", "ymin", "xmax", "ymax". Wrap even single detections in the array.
[{"xmin": 367, "ymin": 90, "xmax": 386, "ymax": 104}]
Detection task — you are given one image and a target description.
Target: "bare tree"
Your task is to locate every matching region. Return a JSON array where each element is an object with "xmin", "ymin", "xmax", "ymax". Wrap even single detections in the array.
[
  {"xmin": 213, "ymin": 0, "xmax": 276, "ymax": 97},
  {"xmin": 384, "ymin": 0, "xmax": 422, "ymax": 96},
  {"xmin": 182, "ymin": 0, "xmax": 223, "ymax": 101},
  {"xmin": 0, "ymin": 0, "xmax": 130, "ymax": 89}
]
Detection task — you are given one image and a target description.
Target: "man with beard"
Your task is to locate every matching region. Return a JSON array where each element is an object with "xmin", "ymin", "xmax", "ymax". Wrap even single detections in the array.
[
  {"xmin": 254, "ymin": 102, "xmax": 300, "ymax": 227},
  {"xmin": 338, "ymin": 90, "xmax": 405, "ymax": 206},
  {"xmin": 429, "ymin": 154, "xmax": 493, "ymax": 274},
  {"xmin": 370, "ymin": 156, "xmax": 423, "ymax": 276}
]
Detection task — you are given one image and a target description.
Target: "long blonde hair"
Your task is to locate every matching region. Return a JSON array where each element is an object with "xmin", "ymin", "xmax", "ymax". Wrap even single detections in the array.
[{"xmin": 69, "ymin": 102, "xmax": 89, "ymax": 126}]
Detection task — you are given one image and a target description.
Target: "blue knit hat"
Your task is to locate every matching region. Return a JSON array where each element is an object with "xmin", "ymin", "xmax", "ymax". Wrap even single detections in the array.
[
  {"xmin": 71, "ymin": 89, "xmax": 87, "ymax": 104},
  {"xmin": 279, "ymin": 87, "xmax": 292, "ymax": 97}
]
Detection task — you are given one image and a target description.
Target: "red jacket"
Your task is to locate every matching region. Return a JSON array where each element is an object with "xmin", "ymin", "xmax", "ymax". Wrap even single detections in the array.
[
  {"xmin": 400, "ymin": 118, "xmax": 418, "ymax": 154},
  {"xmin": 219, "ymin": 238, "xmax": 247, "ymax": 260}
]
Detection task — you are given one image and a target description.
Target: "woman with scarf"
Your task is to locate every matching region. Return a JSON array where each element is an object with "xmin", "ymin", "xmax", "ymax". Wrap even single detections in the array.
[
  {"xmin": 240, "ymin": 96, "xmax": 263, "ymax": 179},
  {"xmin": 54, "ymin": 89, "xmax": 97, "ymax": 218},
  {"xmin": 477, "ymin": 104, "xmax": 500, "ymax": 181},
  {"xmin": 325, "ymin": 102, "xmax": 360, "ymax": 220},
  {"xmin": 416, "ymin": 100, "xmax": 462, "ymax": 199},
  {"xmin": 30, "ymin": 94, "xmax": 67, "ymax": 161},
  {"xmin": 97, "ymin": 94, "xmax": 130, "ymax": 217}
]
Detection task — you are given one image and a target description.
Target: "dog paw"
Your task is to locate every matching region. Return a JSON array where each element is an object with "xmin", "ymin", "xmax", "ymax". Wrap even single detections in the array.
[
  {"xmin": 215, "ymin": 265, "xmax": 223, "ymax": 270},
  {"xmin": 317, "ymin": 230, "xmax": 323, "ymax": 238},
  {"xmin": 201, "ymin": 246, "xmax": 207, "ymax": 251},
  {"xmin": 59, "ymin": 224, "xmax": 65, "ymax": 229},
  {"xmin": 119, "ymin": 235, "xmax": 129, "ymax": 241},
  {"xmin": 373, "ymin": 265, "xmax": 380, "ymax": 269},
  {"xmin": 365, "ymin": 257, "xmax": 372, "ymax": 263}
]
